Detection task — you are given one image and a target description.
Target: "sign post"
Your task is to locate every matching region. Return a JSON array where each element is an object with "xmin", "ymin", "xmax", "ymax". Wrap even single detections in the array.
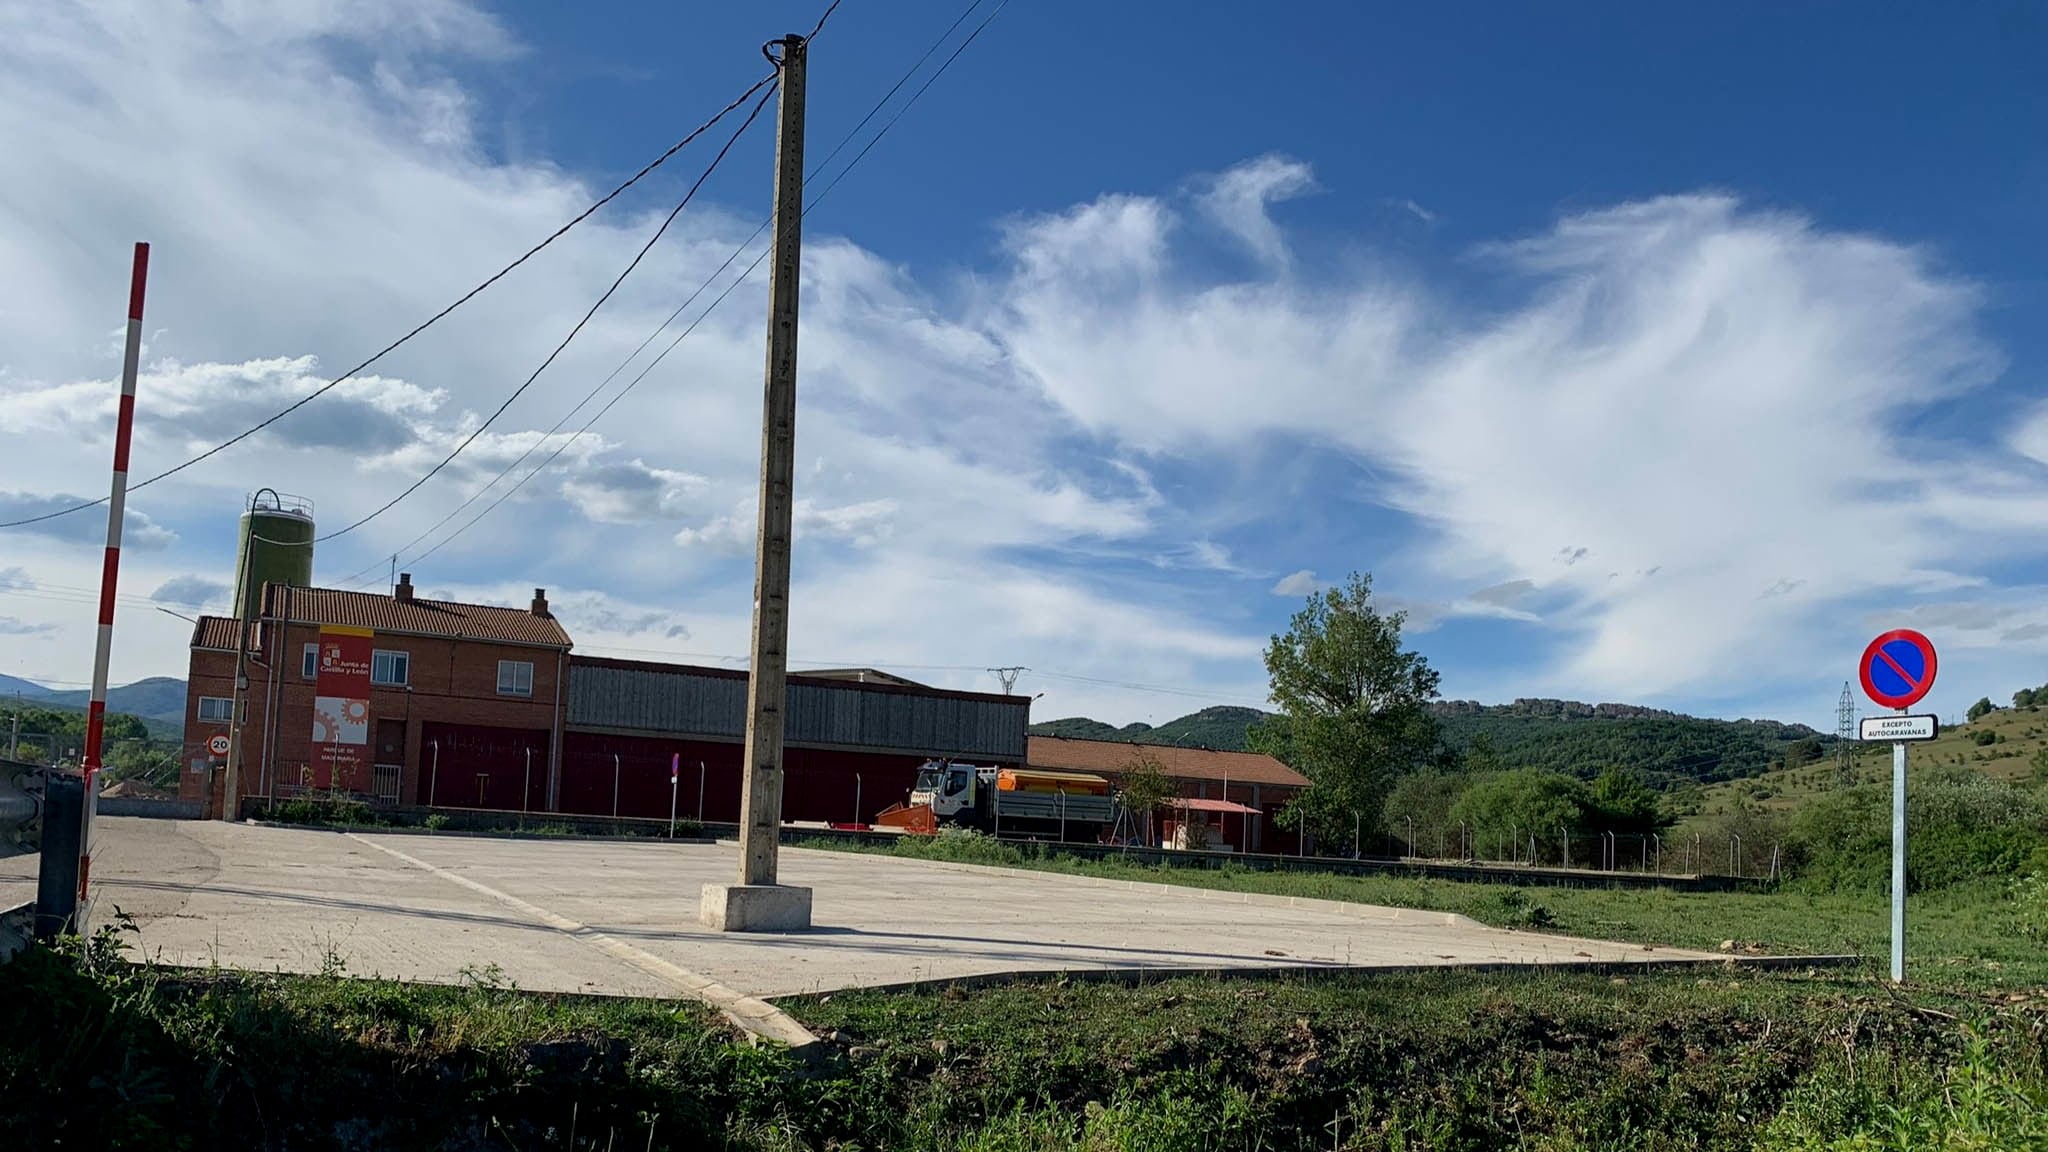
[
  {"xmin": 669, "ymin": 753, "xmax": 679, "ymax": 840},
  {"xmin": 1858, "ymin": 628, "xmax": 1938, "ymax": 984}
]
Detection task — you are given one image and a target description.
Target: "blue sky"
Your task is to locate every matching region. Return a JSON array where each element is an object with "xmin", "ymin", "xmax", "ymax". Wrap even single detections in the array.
[{"xmin": 1, "ymin": 1, "xmax": 2045, "ymax": 729}]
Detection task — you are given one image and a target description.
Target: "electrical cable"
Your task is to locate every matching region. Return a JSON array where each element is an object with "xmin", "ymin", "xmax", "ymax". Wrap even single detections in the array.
[
  {"xmin": 805, "ymin": 0, "xmax": 846, "ymax": 40},
  {"xmin": 0, "ymin": 73, "xmax": 777, "ymax": 533},
  {"xmin": 387, "ymin": 0, "xmax": 1009, "ymax": 572},
  {"xmin": 336, "ymin": 0, "xmax": 994, "ymax": 588},
  {"xmin": 315, "ymin": 79, "xmax": 778, "ymax": 544}
]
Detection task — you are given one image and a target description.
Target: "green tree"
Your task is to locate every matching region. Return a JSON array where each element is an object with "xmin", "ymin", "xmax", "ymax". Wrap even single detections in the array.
[
  {"xmin": 1115, "ymin": 752, "xmax": 1176, "ymax": 848},
  {"xmin": 1258, "ymin": 572, "xmax": 1443, "ymax": 846},
  {"xmin": 1461, "ymin": 731, "xmax": 1501, "ymax": 775},
  {"xmin": 2015, "ymin": 688, "xmax": 2037, "ymax": 710},
  {"xmin": 2030, "ymin": 747, "xmax": 2048, "ymax": 790},
  {"xmin": 1586, "ymin": 767, "xmax": 1668, "ymax": 837},
  {"xmin": 1968, "ymin": 697, "xmax": 1996, "ymax": 722},
  {"xmin": 1448, "ymin": 769, "xmax": 1589, "ymax": 863},
  {"xmin": 1783, "ymin": 737, "xmax": 1823, "ymax": 769},
  {"xmin": 1382, "ymin": 770, "xmax": 1469, "ymax": 855}
]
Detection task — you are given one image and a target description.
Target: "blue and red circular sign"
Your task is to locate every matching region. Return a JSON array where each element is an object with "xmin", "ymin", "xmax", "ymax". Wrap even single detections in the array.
[{"xmin": 1859, "ymin": 629, "xmax": 1937, "ymax": 710}]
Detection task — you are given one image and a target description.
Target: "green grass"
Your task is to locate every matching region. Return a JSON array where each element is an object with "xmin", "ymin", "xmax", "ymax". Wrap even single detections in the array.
[
  {"xmin": 1697, "ymin": 703, "xmax": 2048, "ymax": 817},
  {"xmin": 7, "ymin": 915, "xmax": 2045, "ymax": 1150},
  {"xmin": 791, "ymin": 970, "xmax": 2048, "ymax": 1151},
  {"xmin": 820, "ymin": 833, "xmax": 2048, "ymax": 990}
]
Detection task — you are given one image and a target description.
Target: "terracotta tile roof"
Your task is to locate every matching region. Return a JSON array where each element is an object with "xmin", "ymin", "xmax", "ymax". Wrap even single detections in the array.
[
  {"xmin": 192, "ymin": 616, "xmax": 242, "ymax": 651},
  {"xmin": 1026, "ymin": 735, "xmax": 1309, "ymax": 789},
  {"xmin": 261, "ymin": 585, "xmax": 572, "ymax": 648}
]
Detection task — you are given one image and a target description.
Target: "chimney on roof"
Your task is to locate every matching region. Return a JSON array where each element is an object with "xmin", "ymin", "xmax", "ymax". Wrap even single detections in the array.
[
  {"xmin": 531, "ymin": 588, "xmax": 550, "ymax": 617},
  {"xmin": 394, "ymin": 572, "xmax": 414, "ymax": 603}
]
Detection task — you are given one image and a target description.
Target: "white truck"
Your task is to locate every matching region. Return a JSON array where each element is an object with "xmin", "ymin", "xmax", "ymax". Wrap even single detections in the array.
[{"xmin": 877, "ymin": 759, "xmax": 1117, "ymax": 842}]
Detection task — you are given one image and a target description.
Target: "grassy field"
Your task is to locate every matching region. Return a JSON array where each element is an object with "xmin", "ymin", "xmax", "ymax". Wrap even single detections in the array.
[
  {"xmin": 1694, "ymin": 702, "xmax": 2048, "ymax": 817},
  {"xmin": 6, "ymin": 928, "xmax": 2044, "ymax": 1150},
  {"xmin": 825, "ymin": 833, "xmax": 2048, "ymax": 991}
]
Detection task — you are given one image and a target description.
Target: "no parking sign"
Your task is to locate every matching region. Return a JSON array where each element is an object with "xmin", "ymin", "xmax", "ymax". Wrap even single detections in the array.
[
  {"xmin": 1857, "ymin": 627, "xmax": 1939, "ymax": 986},
  {"xmin": 1859, "ymin": 629, "xmax": 1937, "ymax": 710}
]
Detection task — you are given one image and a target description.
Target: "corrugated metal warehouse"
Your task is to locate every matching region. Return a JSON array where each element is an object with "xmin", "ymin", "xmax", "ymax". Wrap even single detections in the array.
[{"xmin": 558, "ymin": 656, "xmax": 1031, "ymax": 825}]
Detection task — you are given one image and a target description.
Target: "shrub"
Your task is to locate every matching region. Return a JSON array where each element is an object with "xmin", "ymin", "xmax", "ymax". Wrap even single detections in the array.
[
  {"xmin": 892, "ymin": 828, "xmax": 1029, "ymax": 868},
  {"xmin": 265, "ymin": 792, "xmax": 372, "ymax": 828},
  {"xmin": 1973, "ymin": 729, "xmax": 1998, "ymax": 747},
  {"xmin": 1492, "ymin": 887, "xmax": 1555, "ymax": 929},
  {"xmin": 1790, "ymin": 770, "xmax": 2048, "ymax": 892},
  {"xmin": 2012, "ymin": 873, "xmax": 2048, "ymax": 945}
]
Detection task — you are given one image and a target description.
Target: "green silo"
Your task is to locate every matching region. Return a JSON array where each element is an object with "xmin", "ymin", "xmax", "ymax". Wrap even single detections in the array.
[{"xmin": 232, "ymin": 489, "xmax": 315, "ymax": 619}]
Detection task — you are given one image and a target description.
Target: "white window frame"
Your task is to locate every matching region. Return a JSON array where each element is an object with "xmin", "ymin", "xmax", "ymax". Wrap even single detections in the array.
[
  {"xmin": 370, "ymin": 649, "xmax": 410, "ymax": 687},
  {"xmin": 497, "ymin": 660, "xmax": 534, "ymax": 697},
  {"xmin": 197, "ymin": 696, "xmax": 234, "ymax": 723},
  {"xmin": 302, "ymin": 642, "xmax": 319, "ymax": 680}
]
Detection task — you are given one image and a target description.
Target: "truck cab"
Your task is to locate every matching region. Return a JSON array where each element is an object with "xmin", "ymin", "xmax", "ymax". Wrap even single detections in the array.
[{"xmin": 909, "ymin": 759, "xmax": 983, "ymax": 821}]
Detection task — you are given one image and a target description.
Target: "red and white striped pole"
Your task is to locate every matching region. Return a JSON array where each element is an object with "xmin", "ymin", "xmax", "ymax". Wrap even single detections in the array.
[{"xmin": 79, "ymin": 241, "xmax": 149, "ymax": 904}]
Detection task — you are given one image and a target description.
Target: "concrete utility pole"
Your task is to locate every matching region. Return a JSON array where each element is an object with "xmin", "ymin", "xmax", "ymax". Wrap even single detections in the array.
[
  {"xmin": 223, "ymin": 532, "xmax": 259, "ymax": 819},
  {"xmin": 703, "ymin": 33, "xmax": 812, "ymax": 932}
]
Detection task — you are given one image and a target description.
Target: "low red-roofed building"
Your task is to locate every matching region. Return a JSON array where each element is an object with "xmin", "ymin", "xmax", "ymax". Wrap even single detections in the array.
[{"xmin": 1026, "ymin": 735, "xmax": 1309, "ymax": 854}]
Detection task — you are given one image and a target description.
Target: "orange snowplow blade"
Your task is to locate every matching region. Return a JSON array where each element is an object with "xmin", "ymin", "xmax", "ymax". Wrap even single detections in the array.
[{"xmin": 873, "ymin": 802, "xmax": 937, "ymax": 835}]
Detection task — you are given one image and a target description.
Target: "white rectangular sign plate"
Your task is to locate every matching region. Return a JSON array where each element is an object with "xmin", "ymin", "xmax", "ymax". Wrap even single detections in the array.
[{"xmin": 1859, "ymin": 714, "xmax": 1938, "ymax": 742}]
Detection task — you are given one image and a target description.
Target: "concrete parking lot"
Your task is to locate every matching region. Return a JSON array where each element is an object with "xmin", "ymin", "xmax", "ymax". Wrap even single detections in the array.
[{"xmin": 4, "ymin": 818, "xmax": 1710, "ymax": 1007}]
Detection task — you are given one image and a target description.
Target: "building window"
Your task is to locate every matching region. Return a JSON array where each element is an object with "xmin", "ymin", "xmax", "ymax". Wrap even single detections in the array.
[
  {"xmin": 302, "ymin": 642, "xmax": 318, "ymax": 679},
  {"xmin": 370, "ymin": 649, "xmax": 410, "ymax": 687},
  {"xmin": 497, "ymin": 660, "xmax": 534, "ymax": 697},
  {"xmin": 197, "ymin": 696, "xmax": 234, "ymax": 723}
]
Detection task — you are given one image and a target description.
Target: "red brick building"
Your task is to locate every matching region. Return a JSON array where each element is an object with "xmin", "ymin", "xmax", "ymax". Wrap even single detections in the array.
[
  {"xmin": 181, "ymin": 577, "xmax": 1033, "ymax": 823},
  {"xmin": 182, "ymin": 576, "xmax": 570, "ymax": 816}
]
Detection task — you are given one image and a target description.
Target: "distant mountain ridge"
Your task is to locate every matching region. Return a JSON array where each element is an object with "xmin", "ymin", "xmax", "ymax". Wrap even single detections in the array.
[
  {"xmin": 1030, "ymin": 706, "xmax": 1269, "ymax": 752},
  {"xmin": 0, "ymin": 673, "xmax": 54, "ymax": 699},
  {"xmin": 40, "ymin": 677, "xmax": 190, "ymax": 725},
  {"xmin": 0, "ymin": 675, "xmax": 188, "ymax": 739},
  {"xmin": 1029, "ymin": 698, "xmax": 1831, "ymax": 787}
]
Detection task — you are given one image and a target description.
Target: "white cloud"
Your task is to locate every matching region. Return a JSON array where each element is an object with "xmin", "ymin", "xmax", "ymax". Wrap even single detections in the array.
[
  {"xmin": 558, "ymin": 460, "xmax": 709, "ymax": 524},
  {"xmin": 1196, "ymin": 153, "xmax": 1315, "ymax": 267},
  {"xmin": 151, "ymin": 576, "xmax": 230, "ymax": 608},
  {"xmin": 675, "ymin": 497, "xmax": 900, "ymax": 554},
  {"xmin": 0, "ymin": 492, "xmax": 177, "ymax": 551},
  {"xmin": 1271, "ymin": 569, "xmax": 1320, "ymax": 597}
]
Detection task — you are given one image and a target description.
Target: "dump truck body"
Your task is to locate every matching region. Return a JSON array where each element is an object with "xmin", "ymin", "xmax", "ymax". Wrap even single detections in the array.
[{"xmin": 882, "ymin": 759, "xmax": 1116, "ymax": 841}]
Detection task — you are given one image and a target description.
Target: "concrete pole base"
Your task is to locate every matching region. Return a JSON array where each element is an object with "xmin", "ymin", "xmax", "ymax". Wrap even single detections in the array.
[{"xmin": 700, "ymin": 883, "xmax": 813, "ymax": 932}]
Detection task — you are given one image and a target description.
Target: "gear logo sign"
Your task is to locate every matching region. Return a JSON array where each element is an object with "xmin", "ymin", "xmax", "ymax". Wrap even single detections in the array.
[{"xmin": 314, "ymin": 695, "xmax": 369, "ymax": 745}]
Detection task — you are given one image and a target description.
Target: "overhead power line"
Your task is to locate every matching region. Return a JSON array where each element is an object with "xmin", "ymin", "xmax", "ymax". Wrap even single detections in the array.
[
  {"xmin": 316, "ymin": 77, "xmax": 778, "ymax": 545},
  {"xmin": 0, "ymin": 72, "xmax": 778, "ymax": 534},
  {"xmin": 371, "ymin": 0, "xmax": 1009, "ymax": 575}
]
